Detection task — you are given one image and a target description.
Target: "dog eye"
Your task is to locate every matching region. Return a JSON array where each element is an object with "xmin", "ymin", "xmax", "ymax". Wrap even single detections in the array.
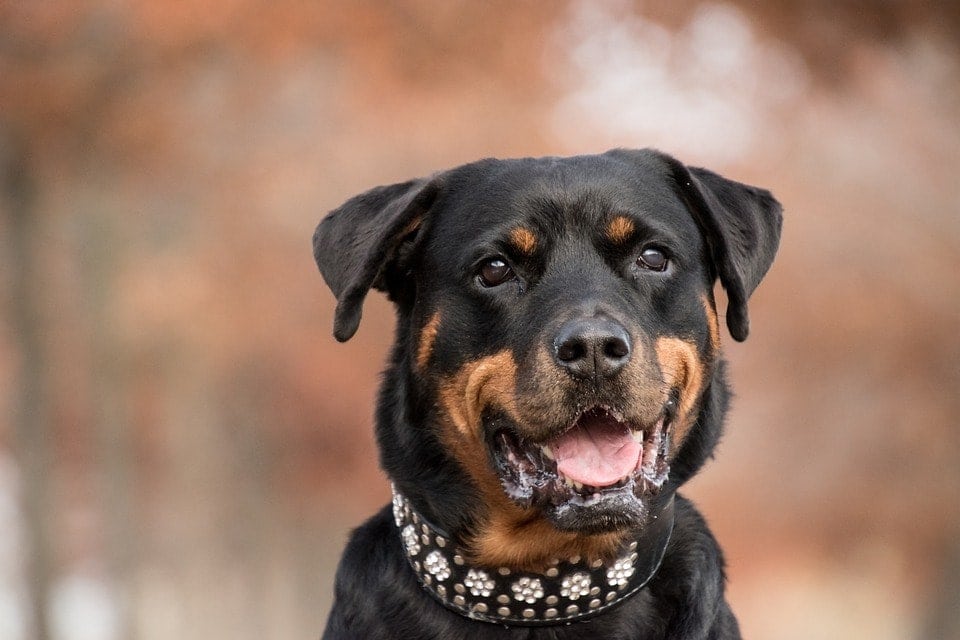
[
  {"xmin": 637, "ymin": 247, "xmax": 669, "ymax": 271},
  {"xmin": 478, "ymin": 258, "xmax": 516, "ymax": 287}
]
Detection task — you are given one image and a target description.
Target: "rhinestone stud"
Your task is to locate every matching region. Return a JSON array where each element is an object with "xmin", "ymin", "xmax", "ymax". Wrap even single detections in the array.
[
  {"xmin": 464, "ymin": 569, "xmax": 494, "ymax": 598},
  {"xmin": 560, "ymin": 572, "xmax": 592, "ymax": 600},
  {"xmin": 424, "ymin": 550, "xmax": 450, "ymax": 581},
  {"xmin": 511, "ymin": 577, "xmax": 544, "ymax": 604}
]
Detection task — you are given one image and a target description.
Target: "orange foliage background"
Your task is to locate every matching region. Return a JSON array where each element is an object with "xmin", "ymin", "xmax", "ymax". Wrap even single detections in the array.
[{"xmin": 1, "ymin": 2, "xmax": 958, "ymax": 639}]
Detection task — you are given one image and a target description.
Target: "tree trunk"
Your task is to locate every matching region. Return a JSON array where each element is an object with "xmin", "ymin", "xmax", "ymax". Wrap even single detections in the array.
[{"xmin": 4, "ymin": 133, "xmax": 53, "ymax": 640}]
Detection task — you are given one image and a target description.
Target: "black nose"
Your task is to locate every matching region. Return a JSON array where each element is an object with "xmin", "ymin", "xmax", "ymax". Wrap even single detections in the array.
[{"xmin": 554, "ymin": 316, "xmax": 632, "ymax": 380}]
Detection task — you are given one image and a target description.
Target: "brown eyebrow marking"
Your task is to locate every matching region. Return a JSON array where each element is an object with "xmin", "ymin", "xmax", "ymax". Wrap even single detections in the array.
[
  {"xmin": 509, "ymin": 226, "xmax": 537, "ymax": 255},
  {"xmin": 606, "ymin": 215, "xmax": 635, "ymax": 244}
]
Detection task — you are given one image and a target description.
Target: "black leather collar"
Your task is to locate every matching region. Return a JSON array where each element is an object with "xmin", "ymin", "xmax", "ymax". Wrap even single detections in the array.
[{"xmin": 392, "ymin": 486, "xmax": 675, "ymax": 626}]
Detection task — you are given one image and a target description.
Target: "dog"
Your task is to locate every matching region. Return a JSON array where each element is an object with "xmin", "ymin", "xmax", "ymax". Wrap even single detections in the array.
[{"xmin": 313, "ymin": 148, "xmax": 782, "ymax": 639}]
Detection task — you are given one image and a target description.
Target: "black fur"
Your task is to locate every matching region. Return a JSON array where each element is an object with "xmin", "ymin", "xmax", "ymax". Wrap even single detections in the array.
[
  {"xmin": 323, "ymin": 498, "xmax": 737, "ymax": 640},
  {"xmin": 314, "ymin": 149, "xmax": 782, "ymax": 639}
]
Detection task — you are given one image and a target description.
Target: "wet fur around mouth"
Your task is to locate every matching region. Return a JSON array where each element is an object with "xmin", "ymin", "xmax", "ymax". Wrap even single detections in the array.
[
  {"xmin": 489, "ymin": 402, "xmax": 675, "ymax": 533},
  {"xmin": 314, "ymin": 149, "xmax": 782, "ymax": 639}
]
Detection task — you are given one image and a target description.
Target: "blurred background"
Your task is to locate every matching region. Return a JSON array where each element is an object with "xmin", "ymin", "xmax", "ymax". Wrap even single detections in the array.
[{"xmin": 1, "ymin": 1, "xmax": 958, "ymax": 639}]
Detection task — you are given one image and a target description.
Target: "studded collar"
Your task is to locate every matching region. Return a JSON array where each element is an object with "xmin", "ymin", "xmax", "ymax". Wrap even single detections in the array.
[{"xmin": 392, "ymin": 486, "xmax": 675, "ymax": 626}]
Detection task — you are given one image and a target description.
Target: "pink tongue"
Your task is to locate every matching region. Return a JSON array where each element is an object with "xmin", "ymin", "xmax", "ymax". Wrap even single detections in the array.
[{"xmin": 549, "ymin": 412, "xmax": 641, "ymax": 487}]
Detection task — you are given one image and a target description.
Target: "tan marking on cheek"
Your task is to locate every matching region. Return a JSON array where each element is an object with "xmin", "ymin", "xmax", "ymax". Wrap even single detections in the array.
[
  {"xmin": 509, "ymin": 226, "xmax": 537, "ymax": 255},
  {"xmin": 438, "ymin": 353, "xmax": 522, "ymax": 511},
  {"xmin": 702, "ymin": 294, "xmax": 721, "ymax": 354},
  {"xmin": 619, "ymin": 346, "xmax": 673, "ymax": 422},
  {"xmin": 606, "ymin": 215, "xmax": 635, "ymax": 244},
  {"xmin": 416, "ymin": 312, "xmax": 441, "ymax": 371},
  {"xmin": 440, "ymin": 351, "xmax": 520, "ymax": 435},
  {"xmin": 655, "ymin": 337, "xmax": 706, "ymax": 448}
]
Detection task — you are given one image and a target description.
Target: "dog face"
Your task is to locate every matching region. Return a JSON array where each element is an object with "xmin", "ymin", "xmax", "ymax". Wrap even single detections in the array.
[{"xmin": 315, "ymin": 149, "xmax": 781, "ymax": 568}]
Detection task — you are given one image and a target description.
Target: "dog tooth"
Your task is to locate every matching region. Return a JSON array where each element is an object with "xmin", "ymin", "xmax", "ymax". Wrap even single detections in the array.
[
  {"xmin": 541, "ymin": 445, "xmax": 555, "ymax": 460},
  {"xmin": 573, "ymin": 481, "xmax": 584, "ymax": 491},
  {"xmin": 631, "ymin": 430, "xmax": 644, "ymax": 443}
]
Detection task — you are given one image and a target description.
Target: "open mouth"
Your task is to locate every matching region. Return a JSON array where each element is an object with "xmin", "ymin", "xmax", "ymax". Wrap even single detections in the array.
[{"xmin": 491, "ymin": 400, "xmax": 676, "ymax": 513}]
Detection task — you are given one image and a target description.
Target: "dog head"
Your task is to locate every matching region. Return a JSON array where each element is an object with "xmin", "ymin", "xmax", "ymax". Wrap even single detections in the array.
[{"xmin": 314, "ymin": 149, "xmax": 781, "ymax": 569}]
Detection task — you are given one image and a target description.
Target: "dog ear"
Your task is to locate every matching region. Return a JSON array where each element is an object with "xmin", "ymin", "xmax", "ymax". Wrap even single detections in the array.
[
  {"xmin": 313, "ymin": 177, "xmax": 441, "ymax": 342},
  {"xmin": 664, "ymin": 157, "xmax": 783, "ymax": 341}
]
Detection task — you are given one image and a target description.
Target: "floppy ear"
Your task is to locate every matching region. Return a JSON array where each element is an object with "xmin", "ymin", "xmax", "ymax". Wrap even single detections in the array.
[
  {"xmin": 313, "ymin": 177, "xmax": 441, "ymax": 342},
  {"xmin": 664, "ymin": 157, "xmax": 783, "ymax": 341}
]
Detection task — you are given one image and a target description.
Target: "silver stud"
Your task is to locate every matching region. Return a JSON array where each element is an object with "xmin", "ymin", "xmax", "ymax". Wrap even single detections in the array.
[
  {"xmin": 453, "ymin": 595, "xmax": 465, "ymax": 606},
  {"xmin": 606, "ymin": 591, "xmax": 617, "ymax": 602},
  {"xmin": 424, "ymin": 574, "xmax": 432, "ymax": 585},
  {"xmin": 475, "ymin": 603, "xmax": 488, "ymax": 614},
  {"xmin": 568, "ymin": 555, "xmax": 581, "ymax": 565},
  {"xmin": 413, "ymin": 561, "xmax": 421, "ymax": 571},
  {"xmin": 437, "ymin": 585, "xmax": 446, "ymax": 598},
  {"xmin": 497, "ymin": 567, "xmax": 511, "ymax": 576},
  {"xmin": 421, "ymin": 524, "xmax": 430, "ymax": 535},
  {"xmin": 590, "ymin": 558, "xmax": 603, "ymax": 568},
  {"xmin": 453, "ymin": 554, "xmax": 465, "ymax": 565},
  {"xmin": 630, "ymin": 552, "xmax": 638, "ymax": 562},
  {"xmin": 523, "ymin": 608, "xmax": 535, "ymax": 618},
  {"xmin": 560, "ymin": 572, "xmax": 592, "ymax": 600},
  {"xmin": 590, "ymin": 586, "xmax": 601, "ymax": 596},
  {"xmin": 436, "ymin": 536, "xmax": 447, "ymax": 548},
  {"xmin": 421, "ymin": 534, "xmax": 430, "ymax": 545},
  {"xmin": 510, "ymin": 576, "xmax": 544, "ymax": 604},
  {"xmin": 497, "ymin": 606, "xmax": 511, "ymax": 617},
  {"xmin": 424, "ymin": 550, "xmax": 451, "ymax": 581},
  {"xmin": 401, "ymin": 524, "xmax": 421, "ymax": 556},
  {"xmin": 392, "ymin": 493, "xmax": 405, "ymax": 527},
  {"xmin": 454, "ymin": 583, "xmax": 465, "ymax": 594},
  {"xmin": 545, "ymin": 567, "xmax": 559, "ymax": 577},
  {"xmin": 548, "ymin": 557, "xmax": 560, "ymax": 566},
  {"xmin": 511, "ymin": 576, "xmax": 544, "ymax": 604},
  {"xmin": 497, "ymin": 594, "xmax": 510, "ymax": 604},
  {"xmin": 545, "ymin": 607, "xmax": 558, "ymax": 618},
  {"xmin": 628, "ymin": 541, "xmax": 638, "ymax": 551},
  {"xmin": 412, "ymin": 512, "xmax": 420, "ymax": 524},
  {"xmin": 589, "ymin": 598, "xmax": 601, "ymax": 609},
  {"xmin": 606, "ymin": 556, "xmax": 636, "ymax": 588},
  {"xmin": 463, "ymin": 569, "xmax": 495, "ymax": 597},
  {"xmin": 545, "ymin": 595, "xmax": 559, "ymax": 605},
  {"xmin": 566, "ymin": 604, "xmax": 579, "ymax": 616}
]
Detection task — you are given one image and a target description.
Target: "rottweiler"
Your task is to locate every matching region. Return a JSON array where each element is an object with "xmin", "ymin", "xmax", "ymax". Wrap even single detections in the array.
[{"xmin": 313, "ymin": 148, "xmax": 782, "ymax": 639}]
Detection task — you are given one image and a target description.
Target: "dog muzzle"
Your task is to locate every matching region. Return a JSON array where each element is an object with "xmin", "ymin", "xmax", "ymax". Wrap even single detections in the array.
[{"xmin": 391, "ymin": 485, "xmax": 675, "ymax": 626}]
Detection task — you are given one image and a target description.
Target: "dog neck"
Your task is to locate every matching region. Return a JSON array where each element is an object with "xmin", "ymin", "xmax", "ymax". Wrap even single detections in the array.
[{"xmin": 391, "ymin": 485, "xmax": 675, "ymax": 626}]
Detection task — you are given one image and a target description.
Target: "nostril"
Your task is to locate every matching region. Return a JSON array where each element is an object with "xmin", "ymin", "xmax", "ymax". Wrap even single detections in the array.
[
  {"xmin": 603, "ymin": 336, "xmax": 630, "ymax": 360},
  {"xmin": 557, "ymin": 340, "xmax": 585, "ymax": 363}
]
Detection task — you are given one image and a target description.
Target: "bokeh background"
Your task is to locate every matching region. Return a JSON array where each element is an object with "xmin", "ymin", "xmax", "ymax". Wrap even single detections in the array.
[{"xmin": 2, "ymin": 1, "xmax": 959, "ymax": 639}]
